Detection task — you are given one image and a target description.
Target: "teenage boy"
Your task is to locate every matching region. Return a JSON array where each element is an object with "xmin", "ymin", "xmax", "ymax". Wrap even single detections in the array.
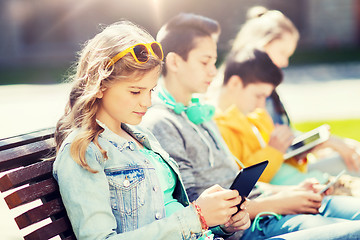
[
  {"xmin": 141, "ymin": 13, "xmax": 360, "ymax": 240},
  {"xmin": 214, "ymin": 48, "xmax": 360, "ymax": 195},
  {"xmin": 214, "ymin": 48, "xmax": 325, "ymax": 185}
]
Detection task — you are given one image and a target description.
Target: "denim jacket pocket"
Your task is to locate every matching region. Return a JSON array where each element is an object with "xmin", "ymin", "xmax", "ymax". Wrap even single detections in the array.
[{"xmin": 106, "ymin": 167, "xmax": 146, "ymax": 215}]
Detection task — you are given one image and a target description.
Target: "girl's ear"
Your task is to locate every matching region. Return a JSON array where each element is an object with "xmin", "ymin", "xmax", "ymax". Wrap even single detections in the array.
[
  {"xmin": 96, "ymin": 88, "xmax": 105, "ymax": 99},
  {"xmin": 165, "ymin": 52, "xmax": 181, "ymax": 73}
]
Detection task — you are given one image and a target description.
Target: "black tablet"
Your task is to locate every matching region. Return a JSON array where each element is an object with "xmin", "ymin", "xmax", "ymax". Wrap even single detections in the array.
[{"xmin": 230, "ymin": 160, "xmax": 269, "ymax": 208}]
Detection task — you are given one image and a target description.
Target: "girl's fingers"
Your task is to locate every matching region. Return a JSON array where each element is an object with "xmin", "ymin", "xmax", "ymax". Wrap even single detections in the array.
[
  {"xmin": 229, "ymin": 206, "xmax": 239, "ymax": 215},
  {"xmin": 205, "ymin": 184, "xmax": 225, "ymax": 193},
  {"xmin": 209, "ymin": 188, "xmax": 239, "ymax": 199}
]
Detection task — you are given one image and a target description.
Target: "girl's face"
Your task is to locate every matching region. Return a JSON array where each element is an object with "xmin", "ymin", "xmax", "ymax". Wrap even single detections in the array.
[
  {"xmin": 264, "ymin": 32, "xmax": 298, "ymax": 68},
  {"xmin": 96, "ymin": 67, "xmax": 160, "ymax": 133}
]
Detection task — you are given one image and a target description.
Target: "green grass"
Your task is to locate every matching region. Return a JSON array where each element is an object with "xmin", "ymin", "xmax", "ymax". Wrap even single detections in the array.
[
  {"xmin": 293, "ymin": 119, "xmax": 360, "ymax": 141},
  {"xmin": 290, "ymin": 47, "xmax": 360, "ymax": 65},
  {"xmin": 216, "ymin": 47, "xmax": 360, "ymax": 67}
]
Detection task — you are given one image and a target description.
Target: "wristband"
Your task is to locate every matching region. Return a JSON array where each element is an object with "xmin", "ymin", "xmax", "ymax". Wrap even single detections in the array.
[{"xmin": 192, "ymin": 201, "xmax": 209, "ymax": 231}]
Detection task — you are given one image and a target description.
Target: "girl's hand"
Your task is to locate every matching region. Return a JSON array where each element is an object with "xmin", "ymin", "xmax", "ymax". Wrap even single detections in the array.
[
  {"xmin": 222, "ymin": 198, "xmax": 251, "ymax": 233},
  {"xmin": 313, "ymin": 136, "xmax": 360, "ymax": 172},
  {"xmin": 336, "ymin": 138, "xmax": 360, "ymax": 172},
  {"xmin": 195, "ymin": 184, "xmax": 241, "ymax": 227},
  {"xmin": 297, "ymin": 178, "xmax": 333, "ymax": 195},
  {"xmin": 297, "ymin": 178, "xmax": 320, "ymax": 191}
]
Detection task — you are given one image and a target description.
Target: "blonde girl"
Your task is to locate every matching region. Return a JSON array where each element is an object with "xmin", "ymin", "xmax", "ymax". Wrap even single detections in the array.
[{"xmin": 53, "ymin": 21, "xmax": 247, "ymax": 240}]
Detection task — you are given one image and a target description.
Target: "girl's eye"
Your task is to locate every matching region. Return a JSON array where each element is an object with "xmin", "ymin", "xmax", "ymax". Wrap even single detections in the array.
[{"xmin": 131, "ymin": 91, "xmax": 141, "ymax": 95}]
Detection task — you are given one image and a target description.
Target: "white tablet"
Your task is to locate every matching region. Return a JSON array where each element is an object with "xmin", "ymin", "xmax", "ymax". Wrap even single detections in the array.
[{"xmin": 284, "ymin": 124, "xmax": 330, "ymax": 160}]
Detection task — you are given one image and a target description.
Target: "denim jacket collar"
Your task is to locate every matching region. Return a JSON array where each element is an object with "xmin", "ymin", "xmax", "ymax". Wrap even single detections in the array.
[
  {"xmin": 96, "ymin": 120, "xmax": 173, "ymax": 166},
  {"xmin": 96, "ymin": 120, "xmax": 151, "ymax": 149}
]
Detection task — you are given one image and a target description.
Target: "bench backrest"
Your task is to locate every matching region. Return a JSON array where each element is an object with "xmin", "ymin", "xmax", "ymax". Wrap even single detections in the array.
[{"xmin": 0, "ymin": 128, "xmax": 76, "ymax": 240}]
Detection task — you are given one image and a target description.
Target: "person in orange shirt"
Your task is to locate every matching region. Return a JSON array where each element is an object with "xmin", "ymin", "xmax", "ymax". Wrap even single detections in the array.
[
  {"xmin": 208, "ymin": 6, "xmax": 360, "ymax": 180},
  {"xmin": 229, "ymin": 5, "xmax": 360, "ymax": 177},
  {"xmin": 214, "ymin": 47, "xmax": 331, "ymax": 185}
]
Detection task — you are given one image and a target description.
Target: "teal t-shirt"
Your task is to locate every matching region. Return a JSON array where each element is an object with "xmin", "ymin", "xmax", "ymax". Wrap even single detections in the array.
[{"xmin": 140, "ymin": 147, "xmax": 184, "ymax": 216}]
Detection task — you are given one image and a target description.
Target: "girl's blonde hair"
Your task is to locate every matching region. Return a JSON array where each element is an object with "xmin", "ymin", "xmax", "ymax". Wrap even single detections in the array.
[
  {"xmin": 231, "ymin": 6, "xmax": 299, "ymax": 52},
  {"xmin": 55, "ymin": 21, "xmax": 162, "ymax": 172}
]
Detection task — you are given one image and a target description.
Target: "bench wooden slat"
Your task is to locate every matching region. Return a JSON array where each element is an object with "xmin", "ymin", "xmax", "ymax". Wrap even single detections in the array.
[
  {"xmin": 0, "ymin": 128, "xmax": 55, "ymax": 151},
  {"xmin": 0, "ymin": 159, "xmax": 54, "ymax": 192},
  {"xmin": 0, "ymin": 138, "xmax": 55, "ymax": 172},
  {"xmin": 24, "ymin": 217, "xmax": 75, "ymax": 240},
  {"xmin": 15, "ymin": 198, "xmax": 65, "ymax": 229},
  {"xmin": 4, "ymin": 178, "xmax": 59, "ymax": 209},
  {"xmin": 0, "ymin": 129, "xmax": 76, "ymax": 239},
  {"xmin": 63, "ymin": 236, "xmax": 77, "ymax": 240}
]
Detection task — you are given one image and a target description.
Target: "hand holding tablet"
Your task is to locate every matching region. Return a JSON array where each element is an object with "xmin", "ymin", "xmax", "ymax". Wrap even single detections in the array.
[
  {"xmin": 284, "ymin": 124, "xmax": 330, "ymax": 160},
  {"xmin": 318, "ymin": 169, "xmax": 346, "ymax": 194},
  {"xmin": 230, "ymin": 160, "xmax": 269, "ymax": 212}
]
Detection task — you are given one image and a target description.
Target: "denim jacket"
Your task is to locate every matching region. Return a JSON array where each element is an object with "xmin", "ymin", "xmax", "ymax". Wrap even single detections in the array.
[{"xmin": 53, "ymin": 123, "xmax": 205, "ymax": 240}]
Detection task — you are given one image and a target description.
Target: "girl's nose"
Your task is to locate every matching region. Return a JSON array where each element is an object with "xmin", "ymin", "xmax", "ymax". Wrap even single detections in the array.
[{"xmin": 141, "ymin": 92, "xmax": 152, "ymax": 108}]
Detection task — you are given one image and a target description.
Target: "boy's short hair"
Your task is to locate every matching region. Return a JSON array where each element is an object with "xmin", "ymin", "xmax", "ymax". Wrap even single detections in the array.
[
  {"xmin": 157, "ymin": 13, "xmax": 220, "ymax": 75},
  {"xmin": 223, "ymin": 48, "xmax": 283, "ymax": 87}
]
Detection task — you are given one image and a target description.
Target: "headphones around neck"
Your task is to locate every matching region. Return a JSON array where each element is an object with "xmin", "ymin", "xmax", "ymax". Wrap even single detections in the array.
[{"xmin": 158, "ymin": 88, "xmax": 215, "ymax": 125}]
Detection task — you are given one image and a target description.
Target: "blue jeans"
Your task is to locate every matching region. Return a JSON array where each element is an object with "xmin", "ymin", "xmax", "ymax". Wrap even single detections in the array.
[
  {"xmin": 241, "ymin": 195, "xmax": 360, "ymax": 240},
  {"xmin": 267, "ymin": 221, "xmax": 360, "ymax": 240}
]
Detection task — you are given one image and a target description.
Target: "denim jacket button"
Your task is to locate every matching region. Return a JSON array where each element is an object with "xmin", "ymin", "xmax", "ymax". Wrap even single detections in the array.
[
  {"xmin": 129, "ymin": 142, "xmax": 135, "ymax": 151},
  {"xmin": 155, "ymin": 212, "xmax": 161, "ymax": 220},
  {"xmin": 123, "ymin": 179, "xmax": 130, "ymax": 187},
  {"xmin": 190, "ymin": 233, "xmax": 197, "ymax": 240}
]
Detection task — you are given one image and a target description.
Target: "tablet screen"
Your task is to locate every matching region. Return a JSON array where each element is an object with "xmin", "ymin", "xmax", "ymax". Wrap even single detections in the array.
[
  {"xmin": 230, "ymin": 160, "xmax": 268, "ymax": 197},
  {"xmin": 287, "ymin": 132, "xmax": 320, "ymax": 152}
]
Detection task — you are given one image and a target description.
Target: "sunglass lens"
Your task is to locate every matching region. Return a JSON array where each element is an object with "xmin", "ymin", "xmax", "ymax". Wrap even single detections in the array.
[
  {"xmin": 133, "ymin": 44, "xmax": 149, "ymax": 62},
  {"xmin": 151, "ymin": 43, "xmax": 163, "ymax": 60}
]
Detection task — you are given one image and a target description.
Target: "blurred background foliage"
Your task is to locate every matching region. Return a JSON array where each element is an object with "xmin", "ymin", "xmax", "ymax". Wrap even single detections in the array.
[
  {"xmin": 0, "ymin": 0, "xmax": 359, "ymax": 140},
  {"xmin": 1, "ymin": 0, "xmax": 360, "ymax": 85}
]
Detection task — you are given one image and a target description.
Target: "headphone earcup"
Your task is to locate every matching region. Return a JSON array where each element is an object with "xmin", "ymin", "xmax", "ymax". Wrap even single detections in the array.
[
  {"xmin": 186, "ymin": 104, "xmax": 215, "ymax": 125},
  {"xmin": 186, "ymin": 104, "xmax": 204, "ymax": 124},
  {"xmin": 159, "ymin": 91, "xmax": 215, "ymax": 124}
]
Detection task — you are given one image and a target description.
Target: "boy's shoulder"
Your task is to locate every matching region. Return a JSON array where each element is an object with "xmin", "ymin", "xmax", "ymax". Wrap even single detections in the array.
[{"xmin": 142, "ymin": 102, "xmax": 183, "ymax": 128}]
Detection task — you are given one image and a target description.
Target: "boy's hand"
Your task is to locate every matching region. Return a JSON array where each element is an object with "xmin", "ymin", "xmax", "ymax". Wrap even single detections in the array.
[{"xmin": 222, "ymin": 198, "xmax": 251, "ymax": 233}]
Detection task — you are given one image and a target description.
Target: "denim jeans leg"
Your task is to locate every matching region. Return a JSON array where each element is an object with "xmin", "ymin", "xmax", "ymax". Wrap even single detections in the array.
[
  {"xmin": 320, "ymin": 196, "xmax": 360, "ymax": 220},
  {"xmin": 266, "ymin": 221, "xmax": 360, "ymax": 240},
  {"xmin": 241, "ymin": 214, "xmax": 348, "ymax": 240}
]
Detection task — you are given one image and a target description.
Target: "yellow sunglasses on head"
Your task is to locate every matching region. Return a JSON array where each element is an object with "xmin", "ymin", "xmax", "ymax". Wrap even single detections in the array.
[{"xmin": 106, "ymin": 41, "xmax": 164, "ymax": 68}]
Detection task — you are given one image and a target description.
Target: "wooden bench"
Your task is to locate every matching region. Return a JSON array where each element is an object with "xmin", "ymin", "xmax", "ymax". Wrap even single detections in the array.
[{"xmin": 0, "ymin": 128, "xmax": 76, "ymax": 240}]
